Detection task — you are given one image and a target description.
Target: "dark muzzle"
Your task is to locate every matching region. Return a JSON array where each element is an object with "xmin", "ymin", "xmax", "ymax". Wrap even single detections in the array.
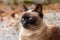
[{"xmin": 21, "ymin": 14, "xmax": 37, "ymax": 27}]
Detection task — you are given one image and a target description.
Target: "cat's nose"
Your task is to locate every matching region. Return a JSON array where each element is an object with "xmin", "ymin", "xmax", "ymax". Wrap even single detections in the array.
[{"xmin": 21, "ymin": 14, "xmax": 37, "ymax": 26}]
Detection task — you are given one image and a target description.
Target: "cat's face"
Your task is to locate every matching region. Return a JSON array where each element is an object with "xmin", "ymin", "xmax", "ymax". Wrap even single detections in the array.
[{"xmin": 21, "ymin": 4, "xmax": 44, "ymax": 30}]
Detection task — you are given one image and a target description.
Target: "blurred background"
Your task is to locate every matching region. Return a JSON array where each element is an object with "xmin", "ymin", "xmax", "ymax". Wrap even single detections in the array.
[
  {"xmin": 0, "ymin": 0, "xmax": 60, "ymax": 40},
  {"xmin": 0, "ymin": 0, "xmax": 60, "ymax": 5}
]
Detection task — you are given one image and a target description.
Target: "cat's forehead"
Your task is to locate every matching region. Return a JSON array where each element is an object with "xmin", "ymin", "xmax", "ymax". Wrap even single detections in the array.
[
  {"xmin": 24, "ymin": 9, "xmax": 39, "ymax": 17},
  {"xmin": 26, "ymin": 9, "xmax": 33, "ymax": 12},
  {"xmin": 24, "ymin": 9, "xmax": 38, "ymax": 14}
]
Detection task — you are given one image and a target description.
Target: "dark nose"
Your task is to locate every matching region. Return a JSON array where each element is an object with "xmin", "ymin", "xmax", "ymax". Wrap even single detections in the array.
[{"xmin": 21, "ymin": 14, "xmax": 37, "ymax": 26}]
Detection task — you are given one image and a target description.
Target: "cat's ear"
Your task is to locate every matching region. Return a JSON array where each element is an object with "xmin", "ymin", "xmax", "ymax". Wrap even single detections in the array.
[
  {"xmin": 34, "ymin": 4, "xmax": 42, "ymax": 13},
  {"xmin": 23, "ymin": 4, "xmax": 28, "ymax": 11},
  {"xmin": 34, "ymin": 4, "xmax": 43, "ymax": 19}
]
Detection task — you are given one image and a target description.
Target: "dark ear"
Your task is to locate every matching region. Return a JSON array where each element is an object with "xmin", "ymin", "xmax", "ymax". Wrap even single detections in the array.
[
  {"xmin": 34, "ymin": 4, "xmax": 42, "ymax": 13},
  {"xmin": 34, "ymin": 4, "xmax": 43, "ymax": 19},
  {"xmin": 23, "ymin": 4, "xmax": 28, "ymax": 11}
]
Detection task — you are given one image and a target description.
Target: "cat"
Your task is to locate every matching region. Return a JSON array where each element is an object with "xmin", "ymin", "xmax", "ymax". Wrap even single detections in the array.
[{"xmin": 20, "ymin": 4, "xmax": 60, "ymax": 40}]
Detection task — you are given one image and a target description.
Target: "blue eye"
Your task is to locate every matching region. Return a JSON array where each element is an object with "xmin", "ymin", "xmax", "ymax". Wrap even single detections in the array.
[{"xmin": 28, "ymin": 16, "xmax": 37, "ymax": 25}]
